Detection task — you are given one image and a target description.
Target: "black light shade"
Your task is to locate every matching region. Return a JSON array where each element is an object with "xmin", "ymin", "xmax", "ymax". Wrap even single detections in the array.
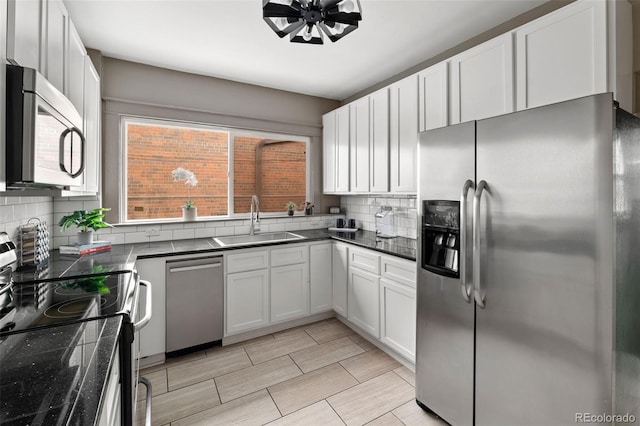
[{"xmin": 263, "ymin": 0, "xmax": 362, "ymax": 44}]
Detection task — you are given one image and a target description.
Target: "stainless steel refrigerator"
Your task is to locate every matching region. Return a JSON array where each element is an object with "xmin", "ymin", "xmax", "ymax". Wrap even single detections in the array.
[{"xmin": 416, "ymin": 93, "xmax": 640, "ymax": 425}]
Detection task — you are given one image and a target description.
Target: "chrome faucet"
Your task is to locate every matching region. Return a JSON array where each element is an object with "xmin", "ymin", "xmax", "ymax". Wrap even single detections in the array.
[{"xmin": 249, "ymin": 195, "xmax": 260, "ymax": 235}]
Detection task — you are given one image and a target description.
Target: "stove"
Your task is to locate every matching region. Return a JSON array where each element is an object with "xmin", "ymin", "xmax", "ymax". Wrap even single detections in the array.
[
  {"xmin": 0, "ymin": 233, "xmax": 152, "ymax": 426},
  {"xmin": 0, "ymin": 272, "xmax": 136, "ymax": 336}
]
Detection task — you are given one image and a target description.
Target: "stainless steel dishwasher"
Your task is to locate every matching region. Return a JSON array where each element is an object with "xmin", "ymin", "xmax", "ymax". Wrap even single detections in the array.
[{"xmin": 166, "ymin": 255, "xmax": 223, "ymax": 355}]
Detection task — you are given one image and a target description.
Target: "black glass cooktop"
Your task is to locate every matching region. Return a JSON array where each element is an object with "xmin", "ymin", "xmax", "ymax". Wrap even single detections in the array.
[{"xmin": 0, "ymin": 271, "xmax": 135, "ymax": 336}]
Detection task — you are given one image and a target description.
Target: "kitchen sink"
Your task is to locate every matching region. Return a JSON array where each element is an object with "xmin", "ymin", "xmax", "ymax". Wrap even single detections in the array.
[{"xmin": 213, "ymin": 232, "xmax": 305, "ymax": 247}]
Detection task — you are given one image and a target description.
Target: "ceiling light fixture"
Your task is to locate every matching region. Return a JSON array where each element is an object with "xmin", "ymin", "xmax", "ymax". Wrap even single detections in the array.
[{"xmin": 263, "ymin": 0, "xmax": 362, "ymax": 45}]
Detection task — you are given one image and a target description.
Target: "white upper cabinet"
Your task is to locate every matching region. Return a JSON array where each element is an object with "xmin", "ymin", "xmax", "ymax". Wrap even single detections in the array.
[
  {"xmin": 82, "ymin": 56, "xmax": 101, "ymax": 194},
  {"xmin": 369, "ymin": 88, "xmax": 389, "ymax": 193},
  {"xmin": 43, "ymin": 0, "xmax": 68, "ymax": 93},
  {"xmin": 349, "ymin": 96, "xmax": 370, "ymax": 193},
  {"xmin": 418, "ymin": 61, "xmax": 448, "ymax": 132},
  {"xmin": 67, "ymin": 20, "xmax": 86, "ymax": 114},
  {"xmin": 449, "ymin": 32, "xmax": 514, "ymax": 124},
  {"xmin": 322, "ymin": 105, "xmax": 350, "ymax": 193},
  {"xmin": 389, "ymin": 74, "xmax": 418, "ymax": 193},
  {"xmin": 322, "ymin": 111, "xmax": 336, "ymax": 193},
  {"xmin": 515, "ymin": 0, "xmax": 607, "ymax": 111},
  {"xmin": 6, "ymin": 0, "xmax": 42, "ymax": 71}
]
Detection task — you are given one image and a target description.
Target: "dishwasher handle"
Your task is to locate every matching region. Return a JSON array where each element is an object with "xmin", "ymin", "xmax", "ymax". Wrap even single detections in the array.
[{"xmin": 168, "ymin": 263, "xmax": 221, "ymax": 273}]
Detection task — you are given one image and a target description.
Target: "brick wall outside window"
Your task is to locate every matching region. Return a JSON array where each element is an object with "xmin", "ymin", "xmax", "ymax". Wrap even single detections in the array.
[{"xmin": 126, "ymin": 123, "xmax": 306, "ymax": 220}]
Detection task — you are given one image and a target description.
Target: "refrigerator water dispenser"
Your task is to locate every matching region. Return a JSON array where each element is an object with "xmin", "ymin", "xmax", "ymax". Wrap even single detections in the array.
[{"xmin": 421, "ymin": 200, "xmax": 460, "ymax": 278}]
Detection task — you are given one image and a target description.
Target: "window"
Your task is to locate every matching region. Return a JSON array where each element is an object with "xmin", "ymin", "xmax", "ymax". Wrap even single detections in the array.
[{"xmin": 122, "ymin": 117, "xmax": 309, "ymax": 222}]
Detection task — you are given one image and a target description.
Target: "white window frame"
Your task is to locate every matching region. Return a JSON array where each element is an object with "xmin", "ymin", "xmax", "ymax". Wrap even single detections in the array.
[{"xmin": 120, "ymin": 116, "xmax": 311, "ymax": 223}]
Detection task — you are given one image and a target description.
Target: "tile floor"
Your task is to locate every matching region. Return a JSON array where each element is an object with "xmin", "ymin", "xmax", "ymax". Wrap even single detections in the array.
[{"xmin": 136, "ymin": 318, "xmax": 445, "ymax": 426}]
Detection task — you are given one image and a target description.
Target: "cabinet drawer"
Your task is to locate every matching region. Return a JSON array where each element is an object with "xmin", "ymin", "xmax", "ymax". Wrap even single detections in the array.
[
  {"xmin": 270, "ymin": 244, "xmax": 308, "ymax": 267},
  {"xmin": 381, "ymin": 256, "xmax": 416, "ymax": 288},
  {"xmin": 349, "ymin": 247, "xmax": 380, "ymax": 274},
  {"xmin": 226, "ymin": 249, "xmax": 269, "ymax": 273}
]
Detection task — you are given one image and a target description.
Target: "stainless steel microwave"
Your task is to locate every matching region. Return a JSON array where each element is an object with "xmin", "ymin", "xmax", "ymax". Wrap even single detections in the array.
[{"xmin": 6, "ymin": 65, "xmax": 85, "ymax": 189}]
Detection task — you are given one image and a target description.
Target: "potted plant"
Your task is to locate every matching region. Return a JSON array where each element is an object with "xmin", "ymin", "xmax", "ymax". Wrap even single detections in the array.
[
  {"xmin": 286, "ymin": 201, "xmax": 296, "ymax": 216},
  {"xmin": 172, "ymin": 167, "xmax": 198, "ymax": 221},
  {"xmin": 58, "ymin": 208, "xmax": 113, "ymax": 245}
]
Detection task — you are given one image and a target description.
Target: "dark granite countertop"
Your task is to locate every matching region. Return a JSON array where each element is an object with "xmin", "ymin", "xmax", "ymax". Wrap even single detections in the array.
[
  {"xmin": 0, "ymin": 315, "xmax": 123, "ymax": 426},
  {"xmin": 13, "ymin": 229, "xmax": 415, "ymax": 284}
]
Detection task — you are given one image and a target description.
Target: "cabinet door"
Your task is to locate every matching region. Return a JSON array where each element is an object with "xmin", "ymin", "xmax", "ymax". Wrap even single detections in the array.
[
  {"xmin": 380, "ymin": 278, "xmax": 416, "ymax": 361},
  {"xmin": 135, "ymin": 257, "xmax": 166, "ymax": 359},
  {"xmin": 270, "ymin": 263, "xmax": 309, "ymax": 323},
  {"xmin": 450, "ymin": 33, "xmax": 514, "ymax": 124},
  {"xmin": 271, "ymin": 244, "xmax": 308, "ymax": 267},
  {"xmin": 335, "ymin": 105, "xmax": 350, "ymax": 193},
  {"xmin": 67, "ymin": 20, "xmax": 86, "ymax": 114},
  {"xmin": 82, "ymin": 56, "xmax": 100, "ymax": 194},
  {"xmin": 226, "ymin": 269, "xmax": 269, "ymax": 334},
  {"xmin": 44, "ymin": 0, "xmax": 68, "ymax": 92},
  {"xmin": 369, "ymin": 88, "xmax": 389, "ymax": 193},
  {"xmin": 418, "ymin": 61, "xmax": 448, "ymax": 131},
  {"xmin": 349, "ymin": 96, "xmax": 370, "ymax": 193},
  {"xmin": 322, "ymin": 111, "xmax": 337, "ymax": 193},
  {"xmin": 332, "ymin": 243, "xmax": 348, "ymax": 317},
  {"xmin": 515, "ymin": 0, "xmax": 606, "ymax": 111},
  {"xmin": 389, "ymin": 75, "xmax": 418, "ymax": 193},
  {"xmin": 6, "ymin": 0, "xmax": 42, "ymax": 71},
  {"xmin": 348, "ymin": 267, "xmax": 380, "ymax": 338},
  {"xmin": 310, "ymin": 243, "xmax": 332, "ymax": 314}
]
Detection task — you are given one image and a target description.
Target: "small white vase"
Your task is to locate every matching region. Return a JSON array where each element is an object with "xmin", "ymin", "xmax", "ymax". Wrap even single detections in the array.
[
  {"xmin": 77, "ymin": 230, "xmax": 94, "ymax": 245},
  {"xmin": 182, "ymin": 207, "xmax": 197, "ymax": 221}
]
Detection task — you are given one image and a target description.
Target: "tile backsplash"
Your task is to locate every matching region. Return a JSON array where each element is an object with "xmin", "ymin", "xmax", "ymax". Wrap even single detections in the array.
[
  {"xmin": 340, "ymin": 195, "xmax": 417, "ymax": 240},
  {"xmin": 0, "ymin": 193, "xmax": 417, "ymax": 251},
  {"xmin": 0, "ymin": 196, "xmax": 54, "ymax": 244},
  {"xmin": 52, "ymin": 197, "xmax": 342, "ymax": 248}
]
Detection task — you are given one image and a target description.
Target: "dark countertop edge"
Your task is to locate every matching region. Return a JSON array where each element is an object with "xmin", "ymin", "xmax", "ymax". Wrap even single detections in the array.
[
  {"xmin": 131, "ymin": 230, "xmax": 416, "ymax": 262},
  {"xmin": 69, "ymin": 315, "xmax": 123, "ymax": 426}
]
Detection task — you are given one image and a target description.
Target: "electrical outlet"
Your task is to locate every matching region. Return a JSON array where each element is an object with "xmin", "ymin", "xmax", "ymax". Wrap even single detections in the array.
[{"xmin": 145, "ymin": 228, "xmax": 160, "ymax": 237}]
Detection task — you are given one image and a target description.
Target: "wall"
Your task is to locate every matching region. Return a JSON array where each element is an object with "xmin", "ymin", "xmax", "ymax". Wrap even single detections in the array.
[
  {"xmin": 340, "ymin": 195, "xmax": 417, "ymax": 240},
  {"xmin": 101, "ymin": 57, "xmax": 341, "ymax": 226}
]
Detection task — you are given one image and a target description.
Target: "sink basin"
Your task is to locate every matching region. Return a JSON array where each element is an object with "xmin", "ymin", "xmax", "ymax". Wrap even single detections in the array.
[{"xmin": 213, "ymin": 232, "xmax": 305, "ymax": 247}]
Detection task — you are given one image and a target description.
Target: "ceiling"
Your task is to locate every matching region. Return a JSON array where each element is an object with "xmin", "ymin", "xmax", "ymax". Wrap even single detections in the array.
[{"xmin": 64, "ymin": 0, "xmax": 550, "ymax": 101}]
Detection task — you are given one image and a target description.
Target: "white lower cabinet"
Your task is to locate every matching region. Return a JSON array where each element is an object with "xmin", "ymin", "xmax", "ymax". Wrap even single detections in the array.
[
  {"xmin": 310, "ymin": 242, "xmax": 333, "ymax": 314},
  {"xmin": 348, "ymin": 266, "xmax": 380, "ymax": 339},
  {"xmin": 332, "ymin": 242, "xmax": 348, "ymax": 317},
  {"xmin": 271, "ymin": 263, "xmax": 309, "ymax": 322},
  {"xmin": 226, "ymin": 269, "xmax": 270, "ymax": 334},
  {"xmin": 380, "ymin": 278, "xmax": 416, "ymax": 362}
]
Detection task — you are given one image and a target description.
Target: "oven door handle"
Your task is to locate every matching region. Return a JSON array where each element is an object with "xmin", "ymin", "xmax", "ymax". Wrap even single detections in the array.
[
  {"xmin": 138, "ymin": 376, "xmax": 152, "ymax": 426},
  {"xmin": 134, "ymin": 279, "xmax": 152, "ymax": 331}
]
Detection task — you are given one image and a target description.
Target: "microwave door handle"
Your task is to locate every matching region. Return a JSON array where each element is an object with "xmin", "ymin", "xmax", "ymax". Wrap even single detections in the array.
[
  {"xmin": 58, "ymin": 127, "xmax": 85, "ymax": 178},
  {"xmin": 69, "ymin": 127, "xmax": 85, "ymax": 178}
]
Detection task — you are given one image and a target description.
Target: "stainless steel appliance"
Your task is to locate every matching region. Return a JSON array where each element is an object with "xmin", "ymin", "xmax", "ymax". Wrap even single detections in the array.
[
  {"xmin": 6, "ymin": 65, "xmax": 85, "ymax": 189},
  {"xmin": 416, "ymin": 93, "xmax": 640, "ymax": 425},
  {"xmin": 166, "ymin": 255, "xmax": 223, "ymax": 355},
  {"xmin": 375, "ymin": 206, "xmax": 397, "ymax": 238},
  {"xmin": 0, "ymin": 242, "xmax": 152, "ymax": 426}
]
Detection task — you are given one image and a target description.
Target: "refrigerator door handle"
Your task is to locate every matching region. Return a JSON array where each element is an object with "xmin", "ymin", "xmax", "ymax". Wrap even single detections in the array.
[
  {"xmin": 473, "ymin": 180, "xmax": 487, "ymax": 308},
  {"xmin": 460, "ymin": 179, "xmax": 475, "ymax": 303}
]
